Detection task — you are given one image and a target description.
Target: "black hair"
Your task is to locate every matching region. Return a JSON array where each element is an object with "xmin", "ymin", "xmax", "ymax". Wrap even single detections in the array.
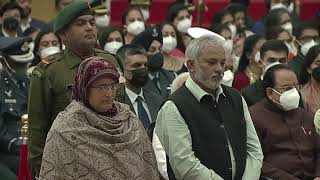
[
  {"xmin": 294, "ymin": 21, "xmax": 319, "ymax": 39},
  {"xmin": 98, "ymin": 26, "xmax": 125, "ymax": 48},
  {"xmin": 260, "ymin": 39, "xmax": 288, "ymax": 59},
  {"xmin": 31, "ymin": 30, "xmax": 62, "ymax": 66},
  {"xmin": 230, "ymin": 0, "xmax": 249, "ymax": 7},
  {"xmin": 0, "ymin": 2, "xmax": 23, "ymax": 17},
  {"xmin": 116, "ymin": 44, "xmax": 147, "ymax": 66},
  {"xmin": 121, "ymin": 6, "xmax": 143, "ymax": 26},
  {"xmin": 210, "ymin": 23, "xmax": 231, "ymax": 36},
  {"xmin": 300, "ymin": 45, "xmax": 320, "ymax": 85},
  {"xmin": 263, "ymin": 64, "xmax": 293, "ymax": 95},
  {"xmin": 265, "ymin": 26, "xmax": 288, "ymax": 40},
  {"xmin": 211, "ymin": 9, "xmax": 232, "ymax": 25},
  {"xmin": 159, "ymin": 22, "xmax": 186, "ymax": 52},
  {"xmin": 237, "ymin": 34, "xmax": 264, "ymax": 73},
  {"xmin": 165, "ymin": 2, "xmax": 188, "ymax": 23},
  {"xmin": 226, "ymin": 3, "xmax": 247, "ymax": 17},
  {"xmin": 265, "ymin": 8, "xmax": 289, "ymax": 29}
]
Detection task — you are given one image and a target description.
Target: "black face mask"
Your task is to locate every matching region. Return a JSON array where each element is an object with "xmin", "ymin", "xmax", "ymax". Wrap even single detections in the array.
[
  {"xmin": 312, "ymin": 67, "xmax": 320, "ymax": 82},
  {"xmin": 3, "ymin": 17, "xmax": 19, "ymax": 32},
  {"xmin": 147, "ymin": 52, "xmax": 164, "ymax": 72},
  {"xmin": 129, "ymin": 68, "xmax": 149, "ymax": 87}
]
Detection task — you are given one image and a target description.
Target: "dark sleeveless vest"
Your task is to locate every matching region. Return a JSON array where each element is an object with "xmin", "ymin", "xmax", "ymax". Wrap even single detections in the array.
[{"xmin": 167, "ymin": 84, "xmax": 247, "ymax": 180}]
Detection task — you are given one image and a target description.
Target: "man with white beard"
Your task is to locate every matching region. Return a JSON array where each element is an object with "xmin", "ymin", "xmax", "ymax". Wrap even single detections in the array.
[{"xmin": 154, "ymin": 35, "xmax": 263, "ymax": 180}]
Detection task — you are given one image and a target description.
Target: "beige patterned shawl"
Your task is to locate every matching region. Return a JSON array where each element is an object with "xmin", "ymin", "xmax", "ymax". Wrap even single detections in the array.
[{"xmin": 39, "ymin": 100, "xmax": 160, "ymax": 180}]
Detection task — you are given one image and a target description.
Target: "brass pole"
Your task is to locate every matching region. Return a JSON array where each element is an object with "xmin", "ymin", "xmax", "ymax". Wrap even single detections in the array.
[{"xmin": 19, "ymin": 114, "xmax": 29, "ymax": 145}]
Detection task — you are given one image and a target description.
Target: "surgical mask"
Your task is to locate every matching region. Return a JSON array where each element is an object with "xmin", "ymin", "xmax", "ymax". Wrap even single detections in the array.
[
  {"xmin": 162, "ymin": 36, "xmax": 177, "ymax": 53},
  {"xmin": 312, "ymin": 67, "xmax": 320, "ymax": 82},
  {"xmin": 177, "ymin": 18, "xmax": 192, "ymax": 33},
  {"xmin": 254, "ymin": 51, "xmax": 261, "ymax": 62},
  {"xmin": 128, "ymin": 68, "xmax": 149, "ymax": 87},
  {"xmin": 224, "ymin": 40, "xmax": 233, "ymax": 54},
  {"xmin": 261, "ymin": 61, "xmax": 281, "ymax": 79},
  {"xmin": 95, "ymin": 15, "xmax": 110, "ymax": 27},
  {"xmin": 221, "ymin": 70, "xmax": 234, "ymax": 87},
  {"xmin": 3, "ymin": 17, "xmax": 19, "ymax": 32},
  {"xmin": 127, "ymin": 20, "xmax": 145, "ymax": 35},
  {"xmin": 228, "ymin": 24, "xmax": 237, "ymax": 38},
  {"xmin": 272, "ymin": 88, "xmax": 300, "ymax": 111},
  {"xmin": 300, "ymin": 40, "xmax": 317, "ymax": 56},
  {"xmin": 104, "ymin": 41, "xmax": 123, "ymax": 54},
  {"xmin": 141, "ymin": 9, "xmax": 150, "ymax": 21},
  {"xmin": 28, "ymin": 42, "xmax": 35, "ymax": 52},
  {"xmin": 281, "ymin": 22, "xmax": 293, "ymax": 36},
  {"xmin": 40, "ymin": 46, "xmax": 61, "ymax": 59},
  {"xmin": 147, "ymin": 52, "xmax": 164, "ymax": 72}
]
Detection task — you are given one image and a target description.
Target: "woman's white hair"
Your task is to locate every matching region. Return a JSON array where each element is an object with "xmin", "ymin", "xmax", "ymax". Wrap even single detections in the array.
[{"xmin": 185, "ymin": 35, "xmax": 229, "ymax": 61}]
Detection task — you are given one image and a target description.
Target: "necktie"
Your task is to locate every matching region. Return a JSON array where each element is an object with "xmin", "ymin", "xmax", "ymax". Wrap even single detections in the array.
[
  {"xmin": 152, "ymin": 77, "xmax": 161, "ymax": 93},
  {"xmin": 136, "ymin": 96, "xmax": 150, "ymax": 129}
]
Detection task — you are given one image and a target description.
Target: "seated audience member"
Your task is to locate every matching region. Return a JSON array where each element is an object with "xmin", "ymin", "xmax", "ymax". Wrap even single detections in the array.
[
  {"xmin": 93, "ymin": 5, "xmax": 111, "ymax": 34},
  {"xmin": 233, "ymin": 34, "xmax": 265, "ymax": 91},
  {"xmin": 122, "ymin": 7, "xmax": 145, "ymax": 44},
  {"xmin": 265, "ymin": 8, "xmax": 293, "ymax": 36},
  {"xmin": 98, "ymin": 25, "xmax": 124, "ymax": 55},
  {"xmin": 211, "ymin": 23, "xmax": 232, "ymax": 40},
  {"xmin": 241, "ymin": 40, "xmax": 289, "ymax": 106},
  {"xmin": 289, "ymin": 22, "xmax": 319, "ymax": 79},
  {"xmin": 249, "ymin": 64, "xmax": 320, "ymax": 180},
  {"xmin": 265, "ymin": 26, "xmax": 297, "ymax": 60},
  {"xmin": 132, "ymin": 27, "xmax": 175, "ymax": 99},
  {"xmin": 226, "ymin": 3, "xmax": 253, "ymax": 37},
  {"xmin": 30, "ymin": 30, "xmax": 62, "ymax": 68},
  {"xmin": 211, "ymin": 9, "xmax": 236, "ymax": 38},
  {"xmin": 117, "ymin": 44, "xmax": 163, "ymax": 129},
  {"xmin": 0, "ymin": 2, "xmax": 23, "ymax": 37},
  {"xmin": 160, "ymin": 22, "xmax": 186, "ymax": 72},
  {"xmin": 300, "ymin": 45, "xmax": 320, "ymax": 115},
  {"xmin": 166, "ymin": 2, "xmax": 192, "ymax": 48},
  {"xmin": 39, "ymin": 56, "xmax": 160, "ymax": 179}
]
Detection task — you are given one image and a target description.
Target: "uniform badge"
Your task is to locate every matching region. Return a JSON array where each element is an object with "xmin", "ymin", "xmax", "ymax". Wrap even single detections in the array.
[{"xmin": 5, "ymin": 90, "xmax": 12, "ymax": 97}]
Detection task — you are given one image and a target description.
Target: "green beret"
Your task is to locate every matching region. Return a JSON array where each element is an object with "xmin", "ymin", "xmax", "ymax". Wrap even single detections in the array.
[{"xmin": 53, "ymin": 1, "xmax": 94, "ymax": 33}]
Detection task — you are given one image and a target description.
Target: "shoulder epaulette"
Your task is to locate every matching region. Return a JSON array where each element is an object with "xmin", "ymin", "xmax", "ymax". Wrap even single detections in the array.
[
  {"xmin": 39, "ymin": 51, "xmax": 64, "ymax": 67},
  {"xmin": 94, "ymin": 48, "xmax": 112, "ymax": 55}
]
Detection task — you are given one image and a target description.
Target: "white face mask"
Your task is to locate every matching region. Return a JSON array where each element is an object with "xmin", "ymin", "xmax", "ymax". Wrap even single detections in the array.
[
  {"xmin": 40, "ymin": 46, "xmax": 61, "ymax": 59},
  {"xmin": 224, "ymin": 40, "xmax": 233, "ymax": 55},
  {"xmin": 28, "ymin": 42, "xmax": 35, "ymax": 52},
  {"xmin": 281, "ymin": 22, "xmax": 293, "ymax": 36},
  {"xmin": 95, "ymin": 15, "xmax": 110, "ymax": 27},
  {"xmin": 140, "ymin": 9, "xmax": 150, "ymax": 21},
  {"xmin": 300, "ymin": 40, "xmax": 317, "ymax": 56},
  {"xmin": 162, "ymin": 36, "xmax": 177, "ymax": 53},
  {"xmin": 270, "ymin": 3, "xmax": 287, "ymax": 10},
  {"xmin": 261, "ymin": 61, "xmax": 281, "ymax": 79},
  {"xmin": 232, "ymin": 54, "xmax": 240, "ymax": 72},
  {"xmin": 221, "ymin": 69, "xmax": 234, "ymax": 87},
  {"xmin": 254, "ymin": 51, "xmax": 261, "ymax": 62},
  {"xmin": 285, "ymin": 41, "xmax": 298, "ymax": 56},
  {"xmin": 177, "ymin": 18, "xmax": 192, "ymax": 33},
  {"xmin": 127, "ymin": 20, "xmax": 145, "ymax": 35},
  {"xmin": 228, "ymin": 24, "xmax": 237, "ymax": 38},
  {"xmin": 273, "ymin": 88, "xmax": 300, "ymax": 111},
  {"xmin": 103, "ymin": 41, "xmax": 123, "ymax": 54}
]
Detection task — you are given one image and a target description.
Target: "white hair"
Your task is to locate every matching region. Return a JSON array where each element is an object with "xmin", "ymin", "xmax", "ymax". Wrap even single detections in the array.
[
  {"xmin": 171, "ymin": 72, "xmax": 190, "ymax": 94},
  {"xmin": 185, "ymin": 35, "xmax": 226, "ymax": 61}
]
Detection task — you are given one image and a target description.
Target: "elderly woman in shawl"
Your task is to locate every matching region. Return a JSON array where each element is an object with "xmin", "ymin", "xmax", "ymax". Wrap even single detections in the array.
[{"xmin": 39, "ymin": 56, "xmax": 160, "ymax": 180}]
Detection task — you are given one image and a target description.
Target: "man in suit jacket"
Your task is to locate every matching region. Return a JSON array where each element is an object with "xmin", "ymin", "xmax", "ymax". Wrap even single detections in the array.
[{"xmin": 117, "ymin": 44, "xmax": 163, "ymax": 129}]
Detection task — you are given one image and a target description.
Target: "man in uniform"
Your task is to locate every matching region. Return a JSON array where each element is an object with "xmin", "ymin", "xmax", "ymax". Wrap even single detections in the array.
[
  {"xmin": 0, "ymin": 36, "xmax": 34, "ymax": 180},
  {"xmin": 27, "ymin": 1, "xmax": 124, "ymax": 177}
]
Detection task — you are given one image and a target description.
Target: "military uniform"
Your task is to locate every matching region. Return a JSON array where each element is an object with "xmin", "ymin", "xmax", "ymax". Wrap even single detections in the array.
[{"xmin": 0, "ymin": 37, "xmax": 33, "ymax": 180}]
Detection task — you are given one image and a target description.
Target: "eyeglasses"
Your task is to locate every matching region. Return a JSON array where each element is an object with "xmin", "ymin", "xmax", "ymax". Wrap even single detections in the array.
[
  {"xmin": 274, "ymin": 84, "xmax": 302, "ymax": 92},
  {"xmin": 90, "ymin": 83, "xmax": 120, "ymax": 92}
]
